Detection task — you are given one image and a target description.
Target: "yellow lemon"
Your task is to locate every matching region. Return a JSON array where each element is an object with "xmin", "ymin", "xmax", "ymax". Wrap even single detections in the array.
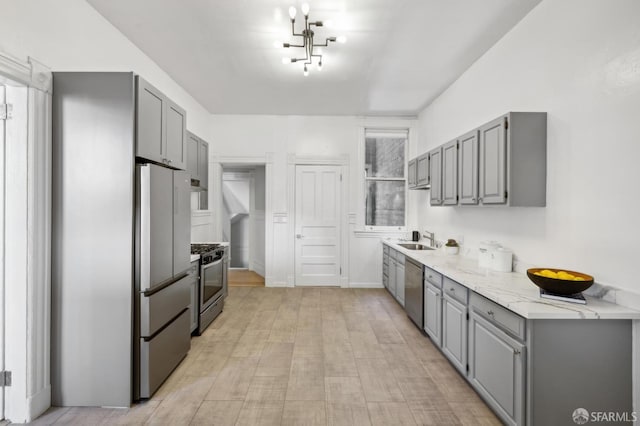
[
  {"xmin": 541, "ymin": 270, "xmax": 558, "ymax": 278},
  {"xmin": 573, "ymin": 277, "xmax": 586, "ymax": 281}
]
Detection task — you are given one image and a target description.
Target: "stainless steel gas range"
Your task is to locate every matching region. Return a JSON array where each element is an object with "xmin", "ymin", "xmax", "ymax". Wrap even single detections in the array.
[{"xmin": 191, "ymin": 243, "xmax": 228, "ymax": 334}]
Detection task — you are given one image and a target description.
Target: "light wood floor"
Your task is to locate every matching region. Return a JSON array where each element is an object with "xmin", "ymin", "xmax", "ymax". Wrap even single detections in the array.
[
  {"xmin": 229, "ymin": 270, "xmax": 265, "ymax": 287},
  {"xmin": 29, "ymin": 287, "xmax": 500, "ymax": 425}
]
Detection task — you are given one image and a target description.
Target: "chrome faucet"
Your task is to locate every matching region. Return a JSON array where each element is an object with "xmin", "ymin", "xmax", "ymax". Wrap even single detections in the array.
[{"xmin": 423, "ymin": 230, "xmax": 435, "ymax": 247}]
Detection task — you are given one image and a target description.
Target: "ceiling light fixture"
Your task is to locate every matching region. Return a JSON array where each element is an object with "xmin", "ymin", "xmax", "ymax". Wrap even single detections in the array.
[{"xmin": 279, "ymin": 3, "xmax": 346, "ymax": 76}]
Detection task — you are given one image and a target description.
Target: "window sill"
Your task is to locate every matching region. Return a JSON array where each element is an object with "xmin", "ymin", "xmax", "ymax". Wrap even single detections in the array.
[{"xmin": 353, "ymin": 229, "xmax": 407, "ymax": 238}]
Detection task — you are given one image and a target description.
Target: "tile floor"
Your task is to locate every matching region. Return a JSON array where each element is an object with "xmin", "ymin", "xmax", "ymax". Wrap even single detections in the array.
[{"xmin": 25, "ymin": 287, "xmax": 501, "ymax": 425}]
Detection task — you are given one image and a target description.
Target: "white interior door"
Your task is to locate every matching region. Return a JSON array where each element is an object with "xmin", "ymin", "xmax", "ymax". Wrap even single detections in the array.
[{"xmin": 294, "ymin": 165, "xmax": 341, "ymax": 286}]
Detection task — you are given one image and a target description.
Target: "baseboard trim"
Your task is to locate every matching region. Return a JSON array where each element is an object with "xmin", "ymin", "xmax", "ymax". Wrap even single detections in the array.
[
  {"xmin": 266, "ymin": 281, "xmax": 290, "ymax": 288},
  {"xmin": 27, "ymin": 385, "xmax": 51, "ymax": 423},
  {"xmin": 349, "ymin": 281, "xmax": 384, "ymax": 288}
]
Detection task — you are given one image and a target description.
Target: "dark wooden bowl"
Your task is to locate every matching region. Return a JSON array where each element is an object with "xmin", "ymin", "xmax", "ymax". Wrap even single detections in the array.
[{"xmin": 526, "ymin": 268, "xmax": 594, "ymax": 295}]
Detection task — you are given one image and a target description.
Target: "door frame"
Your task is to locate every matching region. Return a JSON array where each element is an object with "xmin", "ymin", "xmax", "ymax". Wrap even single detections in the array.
[
  {"xmin": 287, "ymin": 155, "xmax": 349, "ymax": 288},
  {"xmin": 212, "ymin": 154, "xmax": 273, "ymax": 284},
  {"xmin": 0, "ymin": 52, "xmax": 52, "ymax": 423}
]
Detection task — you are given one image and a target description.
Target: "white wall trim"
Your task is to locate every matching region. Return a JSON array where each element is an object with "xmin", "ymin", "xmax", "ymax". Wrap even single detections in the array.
[
  {"xmin": 2, "ymin": 53, "xmax": 52, "ymax": 422},
  {"xmin": 349, "ymin": 282, "xmax": 384, "ymax": 289},
  {"xmin": 0, "ymin": 55, "xmax": 51, "ymax": 94}
]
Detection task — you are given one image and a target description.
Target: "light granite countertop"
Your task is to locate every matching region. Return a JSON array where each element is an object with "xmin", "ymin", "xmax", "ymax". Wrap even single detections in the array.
[
  {"xmin": 383, "ymin": 240, "xmax": 640, "ymax": 320},
  {"xmin": 190, "ymin": 254, "xmax": 200, "ymax": 263}
]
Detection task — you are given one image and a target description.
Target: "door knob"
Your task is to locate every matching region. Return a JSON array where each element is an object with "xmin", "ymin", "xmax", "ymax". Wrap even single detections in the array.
[{"xmin": 296, "ymin": 234, "xmax": 303, "ymax": 239}]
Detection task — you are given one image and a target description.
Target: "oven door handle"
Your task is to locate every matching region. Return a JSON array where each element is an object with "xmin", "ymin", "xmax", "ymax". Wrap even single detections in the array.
[{"xmin": 201, "ymin": 257, "xmax": 223, "ymax": 273}]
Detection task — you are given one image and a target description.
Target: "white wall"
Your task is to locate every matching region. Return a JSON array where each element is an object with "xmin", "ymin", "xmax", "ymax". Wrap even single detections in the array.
[
  {"xmin": 0, "ymin": 0, "xmax": 211, "ymax": 139},
  {"xmin": 416, "ymin": 0, "xmax": 640, "ymax": 298},
  {"xmin": 210, "ymin": 115, "xmax": 417, "ymax": 287}
]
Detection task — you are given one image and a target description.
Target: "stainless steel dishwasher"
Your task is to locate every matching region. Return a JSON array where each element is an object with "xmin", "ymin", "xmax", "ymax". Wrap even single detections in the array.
[{"xmin": 404, "ymin": 257, "xmax": 424, "ymax": 329}]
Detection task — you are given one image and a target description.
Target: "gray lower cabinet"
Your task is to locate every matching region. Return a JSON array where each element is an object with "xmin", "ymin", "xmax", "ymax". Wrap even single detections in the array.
[
  {"xmin": 441, "ymin": 290, "xmax": 467, "ymax": 374},
  {"xmin": 382, "ymin": 246, "xmax": 389, "ymax": 289},
  {"xmin": 396, "ymin": 255, "xmax": 405, "ymax": 306},
  {"xmin": 135, "ymin": 76, "xmax": 187, "ymax": 170},
  {"xmin": 384, "ymin": 248, "xmax": 405, "ymax": 306},
  {"xmin": 188, "ymin": 260, "xmax": 199, "ymax": 333},
  {"xmin": 424, "ymin": 281, "xmax": 442, "ymax": 347},
  {"xmin": 442, "ymin": 139, "xmax": 458, "ymax": 205},
  {"xmin": 429, "ymin": 147, "xmax": 443, "ymax": 205},
  {"xmin": 469, "ymin": 310, "xmax": 525, "ymax": 426}
]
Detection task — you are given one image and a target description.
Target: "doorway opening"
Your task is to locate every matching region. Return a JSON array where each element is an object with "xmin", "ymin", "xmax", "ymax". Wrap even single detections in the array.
[{"xmin": 221, "ymin": 165, "xmax": 266, "ymax": 287}]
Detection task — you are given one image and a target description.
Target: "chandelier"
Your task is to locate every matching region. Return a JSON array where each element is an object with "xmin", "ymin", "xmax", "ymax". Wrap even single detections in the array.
[{"xmin": 278, "ymin": 4, "xmax": 346, "ymax": 76}]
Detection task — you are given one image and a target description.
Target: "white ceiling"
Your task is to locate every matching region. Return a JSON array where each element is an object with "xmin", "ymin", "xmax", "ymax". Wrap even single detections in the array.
[{"xmin": 86, "ymin": 0, "xmax": 541, "ymax": 116}]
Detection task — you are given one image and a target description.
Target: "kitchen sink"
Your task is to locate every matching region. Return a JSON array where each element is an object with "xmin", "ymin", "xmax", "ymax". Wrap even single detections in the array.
[{"xmin": 397, "ymin": 243, "xmax": 435, "ymax": 250}]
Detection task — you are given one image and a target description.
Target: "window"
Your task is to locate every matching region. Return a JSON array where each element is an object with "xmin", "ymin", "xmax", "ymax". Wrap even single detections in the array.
[{"xmin": 364, "ymin": 129, "xmax": 407, "ymax": 230}]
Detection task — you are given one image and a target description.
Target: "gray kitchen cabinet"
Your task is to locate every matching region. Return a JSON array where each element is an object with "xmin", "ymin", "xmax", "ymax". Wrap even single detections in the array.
[
  {"xmin": 187, "ymin": 132, "xmax": 199, "ymax": 179},
  {"xmin": 479, "ymin": 112, "xmax": 547, "ymax": 206},
  {"xmin": 135, "ymin": 76, "xmax": 187, "ymax": 170},
  {"xmin": 424, "ymin": 281, "xmax": 442, "ymax": 347},
  {"xmin": 429, "ymin": 147, "xmax": 443, "ymax": 205},
  {"xmin": 136, "ymin": 77, "xmax": 165, "ymax": 165},
  {"xmin": 416, "ymin": 153, "xmax": 430, "ymax": 188},
  {"xmin": 382, "ymin": 246, "xmax": 389, "ymax": 289},
  {"xmin": 388, "ymin": 258, "xmax": 397, "ymax": 296},
  {"xmin": 407, "ymin": 158, "xmax": 417, "ymax": 189},
  {"xmin": 442, "ymin": 139, "xmax": 458, "ymax": 205},
  {"xmin": 165, "ymin": 99, "xmax": 186, "ymax": 170},
  {"xmin": 396, "ymin": 254, "xmax": 405, "ymax": 306},
  {"xmin": 469, "ymin": 309, "xmax": 525, "ymax": 426},
  {"xmin": 188, "ymin": 260, "xmax": 199, "ymax": 333},
  {"xmin": 384, "ymin": 248, "xmax": 405, "ymax": 306},
  {"xmin": 199, "ymin": 139, "xmax": 209, "ymax": 190},
  {"xmin": 186, "ymin": 131, "xmax": 209, "ymax": 188},
  {"xmin": 458, "ymin": 129, "xmax": 479, "ymax": 205},
  {"xmin": 441, "ymin": 278, "xmax": 468, "ymax": 375}
]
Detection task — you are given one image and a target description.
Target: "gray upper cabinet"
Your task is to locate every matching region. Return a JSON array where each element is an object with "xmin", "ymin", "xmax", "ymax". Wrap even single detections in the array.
[
  {"xmin": 186, "ymin": 131, "xmax": 209, "ymax": 190},
  {"xmin": 186, "ymin": 132, "xmax": 199, "ymax": 178},
  {"xmin": 199, "ymin": 140, "xmax": 209, "ymax": 190},
  {"xmin": 407, "ymin": 159, "xmax": 417, "ymax": 189},
  {"xmin": 479, "ymin": 112, "xmax": 547, "ymax": 206},
  {"xmin": 416, "ymin": 153, "xmax": 430, "ymax": 188},
  {"xmin": 479, "ymin": 116, "xmax": 507, "ymax": 204},
  {"xmin": 458, "ymin": 130, "xmax": 479, "ymax": 205},
  {"xmin": 136, "ymin": 77, "xmax": 165, "ymax": 165},
  {"xmin": 165, "ymin": 100, "xmax": 187, "ymax": 170},
  {"xmin": 442, "ymin": 140, "xmax": 458, "ymax": 205},
  {"xmin": 135, "ymin": 76, "xmax": 187, "ymax": 170},
  {"xmin": 429, "ymin": 147, "xmax": 442, "ymax": 205}
]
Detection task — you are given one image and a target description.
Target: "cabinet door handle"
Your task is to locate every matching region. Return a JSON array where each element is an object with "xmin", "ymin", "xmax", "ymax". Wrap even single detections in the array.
[
  {"xmin": 471, "ymin": 198, "xmax": 476, "ymax": 202},
  {"xmin": 487, "ymin": 310, "xmax": 494, "ymax": 316},
  {"xmin": 514, "ymin": 349, "xmax": 521, "ymax": 355},
  {"xmin": 296, "ymin": 234, "xmax": 303, "ymax": 239},
  {"xmin": 449, "ymin": 288, "xmax": 455, "ymax": 292}
]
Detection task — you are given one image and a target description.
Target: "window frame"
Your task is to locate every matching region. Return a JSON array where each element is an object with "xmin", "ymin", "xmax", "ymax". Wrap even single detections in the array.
[{"xmin": 362, "ymin": 129, "xmax": 408, "ymax": 232}]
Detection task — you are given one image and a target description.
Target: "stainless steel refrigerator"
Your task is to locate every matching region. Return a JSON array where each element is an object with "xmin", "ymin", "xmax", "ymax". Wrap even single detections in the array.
[{"xmin": 52, "ymin": 72, "xmax": 191, "ymax": 407}]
